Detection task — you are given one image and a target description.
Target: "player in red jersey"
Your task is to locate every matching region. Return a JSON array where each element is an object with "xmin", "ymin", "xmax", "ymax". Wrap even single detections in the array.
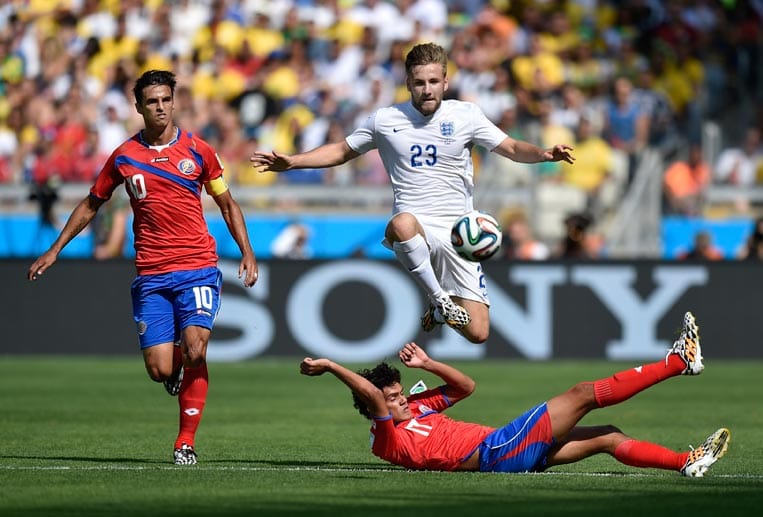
[
  {"xmin": 27, "ymin": 70, "xmax": 258, "ymax": 465},
  {"xmin": 301, "ymin": 312, "xmax": 729, "ymax": 477}
]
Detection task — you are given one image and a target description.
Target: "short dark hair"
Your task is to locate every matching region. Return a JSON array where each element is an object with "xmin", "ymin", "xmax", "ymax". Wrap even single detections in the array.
[
  {"xmin": 352, "ymin": 362, "xmax": 400, "ymax": 420},
  {"xmin": 404, "ymin": 42, "xmax": 448, "ymax": 78},
  {"xmin": 133, "ymin": 70, "xmax": 176, "ymax": 104}
]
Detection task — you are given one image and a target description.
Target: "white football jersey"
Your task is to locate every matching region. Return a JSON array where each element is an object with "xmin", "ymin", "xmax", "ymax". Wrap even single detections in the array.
[{"xmin": 346, "ymin": 99, "xmax": 508, "ymax": 222}]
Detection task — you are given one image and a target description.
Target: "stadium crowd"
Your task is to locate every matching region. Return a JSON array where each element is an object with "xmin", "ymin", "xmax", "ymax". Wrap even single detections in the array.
[{"xmin": 1, "ymin": 0, "xmax": 762, "ymax": 256}]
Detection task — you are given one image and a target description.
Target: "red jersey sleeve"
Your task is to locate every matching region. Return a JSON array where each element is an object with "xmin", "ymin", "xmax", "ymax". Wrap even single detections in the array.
[
  {"xmin": 189, "ymin": 134, "xmax": 224, "ymax": 183},
  {"xmin": 407, "ymin": 386, "xmax": 454, "ymax": 412},
  {"xmin": 90, "ymin": 147, "xmax": 126, "ymax": 200}
]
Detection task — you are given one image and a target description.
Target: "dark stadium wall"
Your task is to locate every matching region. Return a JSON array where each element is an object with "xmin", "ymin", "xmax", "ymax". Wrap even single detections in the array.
[{"xmin": 3, "ymin": 259, "xmax": 759, "ymax": 359}]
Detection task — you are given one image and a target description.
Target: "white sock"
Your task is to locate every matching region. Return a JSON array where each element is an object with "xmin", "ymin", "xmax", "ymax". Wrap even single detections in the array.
[{"xmin": 392, "ymin": 234, "xmax": 444, "ymax": 299}]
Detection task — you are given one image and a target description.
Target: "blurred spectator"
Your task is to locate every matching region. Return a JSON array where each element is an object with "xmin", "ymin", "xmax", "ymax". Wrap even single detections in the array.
[
  {"xmin": 471, "ymin": 63, "xmax": 517, "ymax": 124},
  {"xmin": 51, "ymin": 97, "xmax": 90, "ymax": 181},
  {"xmin": 0, "ymin": 101, "xmax": 19, "ymax": 182},
  {"xmin": 609, "ymin": 35, "xmax": 648, "ymax": 85},
  {"xmin": 478, "ymin": 104, "xmax": 533, "ymax": 187},
  {"xmin": 550, "ymin": 83, "xmax": 590, "ymax": 134},
  {"xmin": 533, "ymin": 94, "xmax": 575, "ymax": 179},
  {"xmin": 560, "ymin": 114, "xmax": 616, "ymax": 212},
  {"xmin": 725, "ymin": 1, "xmax": 763, "ymax": 102},
  {"xmin": 270, "ymin": 221, "xmax": 312, "ymax": 259},
  {"xmin": 402, "ymin": 0, "xmax": 449, "ymax": 42},
  {"xmin": 72, "ymin": 126, "xmax": 109, "ymax": 182},
  {"xmin": 602, "ymin": 76, "xmax": 650, "ymax": 183},
  {"xmin": 92, "ymin": 188, "xmax": 129, "ymax": 260},
  {"xmin": 554, "ymin": 212, "xmax": 599, "ymax": 259},
  {"xmin": 634, "ymin": 66, "xmax": 679, "ymax": 156},
  {"xmin": 564, "ymin": 36, "xmax": 610, "ymax": 93},
  {"xmin": 663, "ymin": 143, "xmax": 710, "ymax": 216},
  {"xmin": 235, "ymin": 135, "xmax": 278, "ymax": 188},
  {"xmin": 323, "ymin": 120, "xmax": 357, "ymax": 186},
  {"xmin": 714, "ymin": 126, "xmax": 762, "ymax": 186},
  {"xmin": 511, "ymin": 31, "xmax": 565, "ymax": 96},
  {"xmin": 346, "ymin": 0, "xmax": 403, "ymax": 50},
  {"xmin": 0, "ymin": 32, "xmax": 25, "ymax": 93},
  {"xmin": 736, "ymin": 217, "xmax": 763, "ymax": 261},
  {"xmin": 647, "ymin": 47, "xmax": 704, "ymax": 146},
  {"xmin": 97, "ymin": 103, "xmax": 129, "ymax": 155},
  {"xmin": 499, "ymin": 209, "xmax": 549, "ymax": 260},
  {"xmin": 678, "ymin": 230, "xmax": 723, "ymax": 260},
  {"xmin": 713, "ymin": 126, "xmax": 763, "ymax": 213},
  {"xmin": 209, "ymin": 102, "xmax": 250, "ymax": 184},
  {"xmin": 28, "ymin": 142, "xmax": 60, "ymax": 227}
]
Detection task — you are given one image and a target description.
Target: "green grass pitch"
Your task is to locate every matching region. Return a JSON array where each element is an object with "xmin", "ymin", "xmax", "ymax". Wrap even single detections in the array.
[{"xmin": 0, "ymin": 357, "xmax": 760, "ymax": 516}]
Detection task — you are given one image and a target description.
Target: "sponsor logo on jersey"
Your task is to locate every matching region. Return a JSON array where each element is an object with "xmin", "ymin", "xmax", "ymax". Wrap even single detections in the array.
[
  {"xmin": 178, "ymin": 159, "xmax": 196, "ymax": 175},
  {"xmin": 152, "ymin": 157, "xmax": 170, "ymax": 162},
  {"xmin": 417, "ymin": 404, "xmax": 433, "ymax": 415},
  {"xmin": 409, "ymin": 380, "xmax": 427, "ymax": 394}
]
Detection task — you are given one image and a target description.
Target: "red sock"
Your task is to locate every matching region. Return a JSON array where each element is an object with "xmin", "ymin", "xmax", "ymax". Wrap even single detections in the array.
[
  {"xmin": 593, "ymin": 354, "xmax": 685, "ymax": 407},
  {"xmin": 614, "ymin": 439, "xmax": 689, "ymax": 471},
  {"xmin": 175, "ymin": 363, "xmax": 208, "ymax": 449}
]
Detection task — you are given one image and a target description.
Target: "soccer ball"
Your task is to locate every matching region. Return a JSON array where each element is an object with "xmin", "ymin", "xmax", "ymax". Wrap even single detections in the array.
[{"xmin": 450, "ymin": 210, "xmax": 503, "ymax": 262}]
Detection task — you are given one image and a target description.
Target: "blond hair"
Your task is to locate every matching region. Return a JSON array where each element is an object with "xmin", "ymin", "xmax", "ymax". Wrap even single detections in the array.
[{"xmin": 404, "ymin": 42, "xmax": 448, "ymax": 78}]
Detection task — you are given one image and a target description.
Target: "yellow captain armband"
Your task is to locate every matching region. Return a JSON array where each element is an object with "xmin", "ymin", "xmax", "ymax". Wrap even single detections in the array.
[{"xmin": 205, "ymin": 176, "xmax": 229, "ymax": 196}]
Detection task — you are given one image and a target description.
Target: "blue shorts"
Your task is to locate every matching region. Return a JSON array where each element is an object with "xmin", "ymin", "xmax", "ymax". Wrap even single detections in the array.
[
  {"xmin": 479, "ymin": 402, "xmax": 555, "ymax": 473},
  {"xmin": 131, "ymin": 267, "xmax": 222, "ymax": 349}
]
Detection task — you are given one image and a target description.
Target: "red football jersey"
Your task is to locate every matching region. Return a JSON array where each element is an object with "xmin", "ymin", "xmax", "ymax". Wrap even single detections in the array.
[
  {"xmin": 91, "ymin": 129, "xmax": 224, "ymax": 275},
  {"xmin": 370, "ymin": 387, "xmax": 495, "ymax": 471}
]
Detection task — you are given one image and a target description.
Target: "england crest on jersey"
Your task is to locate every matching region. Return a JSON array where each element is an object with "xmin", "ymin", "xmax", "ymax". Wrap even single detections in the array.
[{"xmin": 440, "ymin": 121, "xmax": 454, "ymax": 137}]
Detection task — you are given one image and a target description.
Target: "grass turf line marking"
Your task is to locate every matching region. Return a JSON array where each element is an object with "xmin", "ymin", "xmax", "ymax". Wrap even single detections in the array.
[{"xmin": 0, "ymin": 465, "xmax": 760, "ymax": 479}]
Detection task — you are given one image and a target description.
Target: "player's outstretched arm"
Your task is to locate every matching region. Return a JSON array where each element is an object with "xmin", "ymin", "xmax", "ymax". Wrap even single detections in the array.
[
  {"xmin": 28, "ymin": 195, "xmax": 104, "ymax": 281},
  {"xmin": 398, "ymin": 342, "xmax": 475, "ymax": 401},
  {"xmin": 300, "ymin": 357, "xmax": 388, "ymax": 417},
  {"xmin": 250, "ymin": 141, "xmax": 361, "ymax": 173},
  {"xmin": 493, "ymin": 137, "xmax": 575, "ymax": 165},
  {"xmin": 212, "ymin": 190, "xmax": 258, "ymax": 287}
]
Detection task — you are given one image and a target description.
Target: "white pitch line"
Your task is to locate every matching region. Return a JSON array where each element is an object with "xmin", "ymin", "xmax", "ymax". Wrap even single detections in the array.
[{"xmin": 0, "ymin": 465, "xmax": 760, "ymax": 479}]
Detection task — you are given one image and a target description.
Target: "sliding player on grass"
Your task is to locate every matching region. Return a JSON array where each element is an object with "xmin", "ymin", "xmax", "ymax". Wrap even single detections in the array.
[{"xmin": 300, "ymin": 312, "xmax": 729, "ymax": 476}]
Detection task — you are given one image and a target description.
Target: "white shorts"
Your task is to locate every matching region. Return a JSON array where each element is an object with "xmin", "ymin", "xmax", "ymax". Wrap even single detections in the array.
[{"xmin": 384, "ymin": 214, "xmax": 490, "ymax": 306}]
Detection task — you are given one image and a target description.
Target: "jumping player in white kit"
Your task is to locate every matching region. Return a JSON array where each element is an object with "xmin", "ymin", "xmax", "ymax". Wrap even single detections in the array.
[{"xmin": 250, "ymin": 43, "xmax": 574, "ymax": 343}]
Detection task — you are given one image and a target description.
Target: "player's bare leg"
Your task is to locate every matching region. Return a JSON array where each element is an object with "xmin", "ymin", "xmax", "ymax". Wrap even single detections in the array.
[
  {"xmin": 452, "ymin": 297, "xmax": 489, "ymax": 343},
  {"xmin": 163, "ymin": 341, "xmax": 183, "ymax": 396},
  {"xmin": 545, "ymin": 425, "xmax": 628, "ymax": 466},
  {"xmin": 142, "ymin": 342, "xmax": 175, "ymax": 382}
]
